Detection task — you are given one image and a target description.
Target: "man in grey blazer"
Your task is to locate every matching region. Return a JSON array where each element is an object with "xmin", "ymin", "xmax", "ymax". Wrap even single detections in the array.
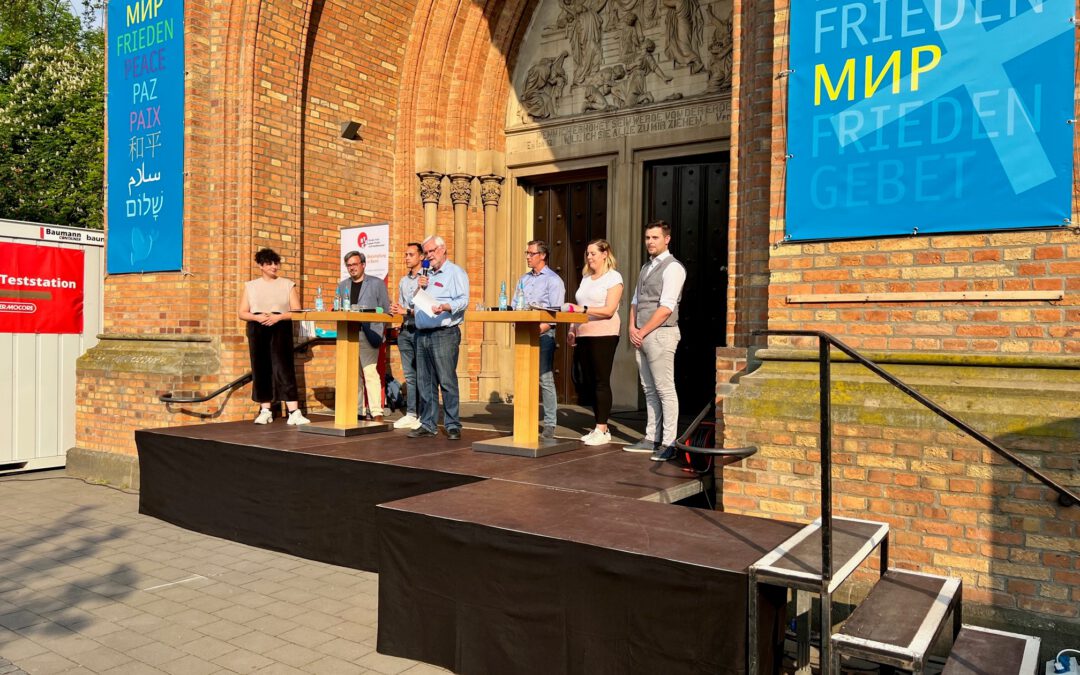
[{"xmin": 337, "ymin": 250, "xmax": 391, "ymax": 420}]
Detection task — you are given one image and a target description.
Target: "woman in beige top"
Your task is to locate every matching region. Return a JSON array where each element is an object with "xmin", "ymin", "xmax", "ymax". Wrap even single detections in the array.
[{"xmin": 237, "ymin": 248, "xmax": 309, "ymax": 425}]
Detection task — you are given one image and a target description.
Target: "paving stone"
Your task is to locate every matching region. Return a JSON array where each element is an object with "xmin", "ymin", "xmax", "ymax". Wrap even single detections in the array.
[
  {"xmin": 276, "ymin": 624, "xmax": 336, "ymax": 649},
  {"xmin": 211, "ymin": 648, "xmax": 276, "ymax": 674},
  {"xmin": 302, "ymin": 654, "xmax": 366, "ymax": 674},
  {"xmin": 158, "ymin": 653, "xmax": 222, "ymax": 675},
  {"xmin": 65, "ymin": 645, "xmax": 132, "ymax": 671},
  {"xmin": 177, "ymin": 635, "xmax": 237, "ymax": 661},
  {"xmin": 0, "ymin": 611, "xmax": 46, "ymax": 631},
  {"xmin": 127, "ymin": 640, "xmax": 188, "ymax": 665},
  {"xmin": 227, "ymin": 630, "xmax": 288, "ymax": 654},
  {"xmin": 357, "ymin": 650, "xmax": 419, "ymax": 675},
  {"xmin": 316, "ymin": 636, "xmax": 374, "ymax": 662},
  {"xmin": 9, "ymin": 651, "xmax": 77, "ymax": 675},
  {"xmin": 261, "ymin": 642, "xmax": 324, "ymax": 668},
  {"xmin": 0, "ymin": 474, "xmax": 428, "ymax": 674}
]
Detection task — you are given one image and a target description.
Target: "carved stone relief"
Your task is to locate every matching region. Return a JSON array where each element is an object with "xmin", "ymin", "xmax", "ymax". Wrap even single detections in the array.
[{"xmin": 510, "ymin": 0, "xmax": 732, "ymax": 126}]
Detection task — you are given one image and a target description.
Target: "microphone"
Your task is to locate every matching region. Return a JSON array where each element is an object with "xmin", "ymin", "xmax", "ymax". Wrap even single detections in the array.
[{"xmin": 421, "ymin": 259, "xmax": 431, "ymax": 276}]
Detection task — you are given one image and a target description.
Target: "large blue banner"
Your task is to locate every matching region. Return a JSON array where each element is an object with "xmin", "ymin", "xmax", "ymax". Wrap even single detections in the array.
[
  {"xmin": 106, "ymin": 0, "xmax": 184, "ymax": 273},
  {"xmin": 785, "ymin": 0, "xmax": 1074, "ymax": 241}
]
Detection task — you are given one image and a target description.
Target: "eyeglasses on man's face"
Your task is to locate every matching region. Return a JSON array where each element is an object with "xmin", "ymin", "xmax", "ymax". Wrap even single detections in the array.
[{"xmin": 525, "ymin": 251, "xmax": 541, "ymax": 257}]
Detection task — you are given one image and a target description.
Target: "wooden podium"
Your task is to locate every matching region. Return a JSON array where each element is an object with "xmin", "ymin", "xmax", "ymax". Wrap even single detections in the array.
[
  {"xmin": 466, "ymin": 309, "xmax": 587, "ymax": 457},
  {"xmin": 298, "ymin": 310, "xmax": 401, "ymax": 436}
]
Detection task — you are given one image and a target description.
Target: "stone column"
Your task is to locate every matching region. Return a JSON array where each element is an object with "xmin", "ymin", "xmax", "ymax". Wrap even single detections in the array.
[
  {"xmin": 478, "ymin": 174, "xmax": 505, "ymax": 397},
  {"xmin": 448, "ymin": 174, "xmax": 474, "ymax": 394},
  {"xmin": 417, "ymin": 171, "xmax": 443, "ymax": 237},
  {"xmin": 448, "ymin": 174, "xmax": 473, "ymax": 274}
]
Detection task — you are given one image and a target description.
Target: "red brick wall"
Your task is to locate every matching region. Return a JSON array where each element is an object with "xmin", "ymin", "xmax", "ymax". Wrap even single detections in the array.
[
  {"xmin": 82, "ymin": 0, "xmax": 544, "ymax": 452},
  {"xmin": 719, "ymin": 0, "xmax": 1080, "ymax": 630}
]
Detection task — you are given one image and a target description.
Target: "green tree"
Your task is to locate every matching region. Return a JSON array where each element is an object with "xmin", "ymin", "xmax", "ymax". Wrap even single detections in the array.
[{"xmin": 0, "ymin": 0, "xmax": 103, "ymax": 228}]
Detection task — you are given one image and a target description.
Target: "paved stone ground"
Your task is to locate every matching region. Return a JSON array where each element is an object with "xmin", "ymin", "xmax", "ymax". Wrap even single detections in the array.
[{"xmin": 0, "ymin": 471, "xmax": 447, "ymax": 675}]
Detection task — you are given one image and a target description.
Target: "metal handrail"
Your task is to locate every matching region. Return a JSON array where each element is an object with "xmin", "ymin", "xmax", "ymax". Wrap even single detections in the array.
[
  {"xmin": 755, "ymin": 330, "xmax": 1079, "ymax": 579},
  {"xmin": 158, "ymin": 337, "xmax": 331, "ymax": 404}
]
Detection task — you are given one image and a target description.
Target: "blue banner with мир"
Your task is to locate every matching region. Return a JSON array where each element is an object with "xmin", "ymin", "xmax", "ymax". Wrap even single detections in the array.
[
  {"xmin": 784, "ymin": 0, "xmax": 1075, "ymax": 241},
  {"xmin": 106, "ymin": 0, "xmax": 185, "ymax": 273}
]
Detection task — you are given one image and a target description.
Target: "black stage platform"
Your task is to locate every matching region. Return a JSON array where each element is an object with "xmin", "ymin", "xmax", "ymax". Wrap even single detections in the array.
[
  {"xmin": 377, "ymin": 479, "xmax": 803, "ymax": 675},
  {"xmin": 136, "ymin": 417, "xmax": 707, "ymax": 571}
]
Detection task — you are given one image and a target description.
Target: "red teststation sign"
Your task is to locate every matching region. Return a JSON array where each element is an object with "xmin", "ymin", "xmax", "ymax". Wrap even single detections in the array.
[{"xmin": 0, "ymin": 242, "xmax": 84, "ymax": 334}]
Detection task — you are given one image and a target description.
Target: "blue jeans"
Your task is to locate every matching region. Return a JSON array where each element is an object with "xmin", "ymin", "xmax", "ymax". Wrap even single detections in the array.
[
  {"xmin": 416, "ymin": 325, "xmax": 461, "ymax": 432},
  {"xmin": 539, "ymin": 329, "xmax": 557, "ymax": 428},
  {"xmin": 397, "ymin": 327, "xmax": 420, "ymax": 417}
]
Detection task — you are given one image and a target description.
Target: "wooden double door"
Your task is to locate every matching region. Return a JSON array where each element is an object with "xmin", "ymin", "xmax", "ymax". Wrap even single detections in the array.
[
  {"xmin": 530, "ymin": 174, "xmax": 608, "ymax": 402},
  {"xmin": 646, "ymin": 154, "xmax": 731, "ymax": 415}
]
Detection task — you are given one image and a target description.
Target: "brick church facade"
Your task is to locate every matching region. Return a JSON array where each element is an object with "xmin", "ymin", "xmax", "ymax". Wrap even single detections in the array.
[{"xmin": 78, "ymin": 0, "xmax": 1078, "ymax": 645}]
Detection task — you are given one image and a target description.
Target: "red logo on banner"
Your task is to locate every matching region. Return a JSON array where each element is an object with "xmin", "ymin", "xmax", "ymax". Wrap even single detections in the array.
[
  {"xmin": 0, "ymin": 242, "xmax": 84, "ymax": 334},
  {"xmin": 356, "ymin": 231, "xmax": 368, "ymax": 248}
]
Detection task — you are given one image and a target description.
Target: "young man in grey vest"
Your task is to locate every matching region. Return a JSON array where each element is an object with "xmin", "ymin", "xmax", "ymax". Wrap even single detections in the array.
[{"xmin": 626, "ymin": 220, "xmax": 686, "ymax": 461}]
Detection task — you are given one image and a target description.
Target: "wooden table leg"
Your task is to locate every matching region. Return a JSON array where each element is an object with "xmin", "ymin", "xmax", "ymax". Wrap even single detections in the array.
[
  {"xmin": 335, "ymin": 320, "xmax": 361, "ymax": 427},
  {"xmin": 473, "ymin": 320, "xmax": 577, "ymax": 457},
  {"xmin": 512, "ymin": 323, "xmax": 540, "ymax": 445},
  {"xmin": 301, "ymin": 318, "xmax": 390, "ymax": 436}
]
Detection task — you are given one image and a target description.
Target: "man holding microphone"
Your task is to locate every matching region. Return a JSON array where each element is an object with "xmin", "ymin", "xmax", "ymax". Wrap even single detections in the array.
[{"xmin": 407, "ymin": 235, "xmax": 469, "ymax": 440}]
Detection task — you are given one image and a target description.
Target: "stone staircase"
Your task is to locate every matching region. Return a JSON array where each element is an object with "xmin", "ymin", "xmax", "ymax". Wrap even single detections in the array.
[{"xmin": 748, "ymin": 517, "xmax": 1042, "ymax": 675}]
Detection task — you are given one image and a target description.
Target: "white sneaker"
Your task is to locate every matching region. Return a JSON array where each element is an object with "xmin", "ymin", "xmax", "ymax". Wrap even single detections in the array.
[
  {"xmin": 254, "ymin": 409, "xmax": 272, "ymax": 425},
  {"xmin": 394, "ymin": 413, "xmax": 422, "ymax": 430},
  {"xmin": 581, "ymin": 429, "xmax": 596, "ymax": 441},
  {"xmin": 583, "ymin": 429, "xmax": 611, "ymax": 446},
  {"xmin": 286, "ymin": 409, "xmax": 310, "ymax": 426}
]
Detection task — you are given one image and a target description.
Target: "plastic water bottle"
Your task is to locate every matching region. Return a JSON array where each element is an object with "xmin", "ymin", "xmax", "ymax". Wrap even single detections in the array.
[
  {"xmin": 498, "ymin": 282, "xmax": 508, "ymax": 310},
  {"xmin": 513, "ymin": 280, "xmax": 526, "ymax": 310},
  {"xmin": 315, "ymin": 287, "xmax": 324, "ymax": 311},
  {"xmin": 332, "ymin": 293, "xmax": 340, "ymax": 311}
]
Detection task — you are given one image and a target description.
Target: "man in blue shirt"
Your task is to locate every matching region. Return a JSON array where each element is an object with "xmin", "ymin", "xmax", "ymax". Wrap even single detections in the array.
[
  {"xmin": 408, "ymin": 235, "xmax": 469, "ymax": 440},
  {"xmin": 388, "ymin": 242, "xmax": 424, "ymax": 430},
  {"xmin": 518, "ymin": 240, "xmax": 566, "ymax": 439}
]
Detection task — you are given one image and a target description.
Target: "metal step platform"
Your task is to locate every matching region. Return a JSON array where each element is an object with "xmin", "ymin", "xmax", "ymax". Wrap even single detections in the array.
[
  {"xmin": 831, "ymin": 568, "xmax": 962, "ymax": 675},
  {"xmin": 942, "ymin": 625, "xmax": 1041, "ymax": 675},
  {"xmin": 748, "ymin": 516, "xmax": 890, "ymax": 675}
]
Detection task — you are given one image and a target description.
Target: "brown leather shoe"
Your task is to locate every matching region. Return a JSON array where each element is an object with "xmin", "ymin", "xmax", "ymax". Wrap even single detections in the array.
[{"xmin": 373, "ymin": 415, "xmax": 384, "ymax": 422}]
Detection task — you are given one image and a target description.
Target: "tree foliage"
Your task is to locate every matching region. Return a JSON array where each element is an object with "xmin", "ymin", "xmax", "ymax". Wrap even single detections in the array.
[{"xmin": 0, "ymin": 0, "xmax": 103, "ymax": 228}]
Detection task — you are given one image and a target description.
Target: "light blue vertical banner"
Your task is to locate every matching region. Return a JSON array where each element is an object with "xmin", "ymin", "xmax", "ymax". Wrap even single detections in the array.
[
  {"xmin": 785, "ymin": 0, "xmax": 1075, "ymax": 241},
  {"xmin": 106, "ymin": 0, "xmax": 184, "ymax": 273}
]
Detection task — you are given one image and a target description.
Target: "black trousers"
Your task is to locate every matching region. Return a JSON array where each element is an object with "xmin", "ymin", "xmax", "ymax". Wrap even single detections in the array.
[
  {"xmin": 247, "ymin": 320, "xmax": 299, "ymax": 403},
  {"xmin": 576, "ymin": 335, "xmax": 619, "ymax": 425}
]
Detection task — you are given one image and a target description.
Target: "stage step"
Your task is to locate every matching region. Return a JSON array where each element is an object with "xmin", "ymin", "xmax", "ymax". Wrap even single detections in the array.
[
  {"xmin": 748, "ymin": 516, "xmax": 889, "ymax": 675},
  {"xmin": 942, "ymin": 625, "xmax": 1041, "ymax": 675},
  {"xmin": 831, "ymin": 569, "xmax": 962, "ymax": 675}
]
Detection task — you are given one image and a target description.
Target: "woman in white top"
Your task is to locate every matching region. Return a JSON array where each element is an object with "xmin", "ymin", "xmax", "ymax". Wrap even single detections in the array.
[
  {"xmin": 566, "ymin": 239, "xmax": 623, "ymax": 445},
  {"xmin": 237, "ymin": 248, "xmax": 309, "ymax": 425}
]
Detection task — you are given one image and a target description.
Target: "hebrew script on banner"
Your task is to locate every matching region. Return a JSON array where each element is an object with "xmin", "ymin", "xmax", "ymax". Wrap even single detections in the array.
[
  {"xmin": 106, "ymin": 0, "xmax": 185, "ymax": 273},
  {"xmin": 784, "ymin": 0, "xmax": 1074, "ymax": 241},
  {"xmin": 0, "ymin": 243, "xmax": 84, "ymax": 334}
]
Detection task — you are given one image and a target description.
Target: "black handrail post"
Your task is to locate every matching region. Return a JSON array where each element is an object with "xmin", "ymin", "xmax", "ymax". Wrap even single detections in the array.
[{"xmin": 820, "ymin": 337, "xmax": 833, "ymax": 581}]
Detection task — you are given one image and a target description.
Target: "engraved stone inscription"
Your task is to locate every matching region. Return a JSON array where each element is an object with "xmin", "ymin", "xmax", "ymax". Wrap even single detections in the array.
[{"xmin": 508, "ymin": 98, "xmax": 730, "ymax": 152}]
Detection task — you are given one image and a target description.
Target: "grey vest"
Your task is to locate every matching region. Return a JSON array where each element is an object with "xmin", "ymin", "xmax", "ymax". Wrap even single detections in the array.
[{"xmin": 634, "ymin": 254, "xmax": 683, "ymax": 328}]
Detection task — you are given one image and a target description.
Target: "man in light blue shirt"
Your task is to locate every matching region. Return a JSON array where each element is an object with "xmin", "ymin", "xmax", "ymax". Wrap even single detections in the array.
[
  {"xmin": 518, "ymin": 240, "xmax": 565, "ymax": 438},
  {"xmin": 408, "ymin": 235, "xmax": 469, "ymax": 440},
  {"xmin": 388, "ymin": 242, "xmax": 424, "ymax": 430}
]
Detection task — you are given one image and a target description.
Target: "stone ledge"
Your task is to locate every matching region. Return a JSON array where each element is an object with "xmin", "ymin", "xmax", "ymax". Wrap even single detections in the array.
[
  {"xmin": 77, "ymin": 333, "xmax": 220, "ymax": 376},
  {"xmin": 66, "ymin": 447, "xmax": 140, "ymax": 491}
]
